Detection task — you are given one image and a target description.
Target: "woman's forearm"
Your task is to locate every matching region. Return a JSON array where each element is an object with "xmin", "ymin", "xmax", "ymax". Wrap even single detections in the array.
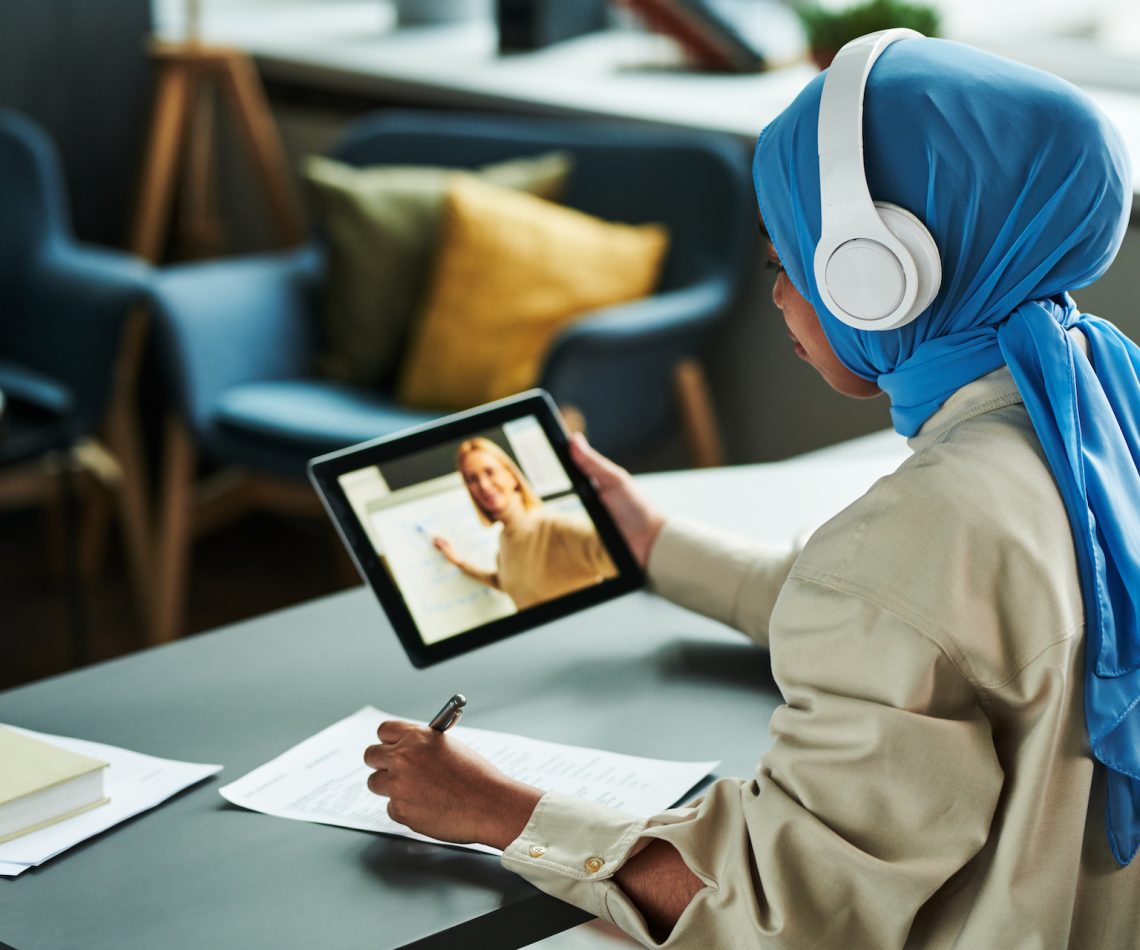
[
  {"xmin": 455, "ymin": 561, "xmax": 499, "ymax": 589},
  {"xmin": 615, "ymin": 839, "xmax": 704, "ymax": 940}
]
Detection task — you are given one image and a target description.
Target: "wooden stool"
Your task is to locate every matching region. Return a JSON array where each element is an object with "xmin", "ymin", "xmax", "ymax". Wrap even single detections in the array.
[{"xmin": 129, "ymin": 40, "xmax": 304, "ymax": 261}]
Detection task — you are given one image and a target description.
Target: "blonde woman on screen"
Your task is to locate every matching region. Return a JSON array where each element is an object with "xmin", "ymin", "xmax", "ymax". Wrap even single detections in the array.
[{"xmin": 432, "ymin": 437, "xmax": 617, "ymax": 609}]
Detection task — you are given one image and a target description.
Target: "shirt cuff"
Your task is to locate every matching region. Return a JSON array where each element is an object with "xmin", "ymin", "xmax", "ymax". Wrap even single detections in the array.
[
  {"xmin": 502, "ymin": 791, "xmax": 725, "ymax": 947},
  {"xmin": 502, "ymin": 792, "xmax": 651, "ymax": 928}
]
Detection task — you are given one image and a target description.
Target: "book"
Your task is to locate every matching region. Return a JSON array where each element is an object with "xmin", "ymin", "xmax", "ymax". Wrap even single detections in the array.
[{"xmin": 0, "ymin": 726, "xmax": 109, "ymax": 845}]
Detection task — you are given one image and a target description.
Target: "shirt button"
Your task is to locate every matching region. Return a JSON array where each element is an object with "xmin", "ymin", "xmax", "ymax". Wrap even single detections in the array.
[
  {"xmin": 528, "ymin": 845, "xmax": 546, "ymax": 858},
  {"xmin": 584, "ymin": 856, "xmax": 605, "ymax": 873}
]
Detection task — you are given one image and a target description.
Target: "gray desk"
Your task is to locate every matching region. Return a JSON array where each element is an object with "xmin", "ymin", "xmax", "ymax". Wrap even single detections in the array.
[{"xmin": 0, "ymin": 432, "xmax": 909, "ymax": 950}]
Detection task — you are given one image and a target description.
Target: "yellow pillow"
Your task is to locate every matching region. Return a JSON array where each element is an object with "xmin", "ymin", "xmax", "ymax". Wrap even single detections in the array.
[{"xmin": 398, "ymin": 175, "xmax": 669, "ymax": 409}]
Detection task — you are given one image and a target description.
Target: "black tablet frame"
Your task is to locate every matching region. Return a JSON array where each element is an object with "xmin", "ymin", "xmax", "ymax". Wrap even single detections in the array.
[{"xmin": 308, "ymin": 390, "xmax": 645, "ymax": 668}]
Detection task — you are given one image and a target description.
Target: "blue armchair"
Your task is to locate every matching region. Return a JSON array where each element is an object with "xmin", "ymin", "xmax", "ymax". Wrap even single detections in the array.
[
  {"xmin": 150, "ymin": 110, "xmax": 755, "ymax": 640},
  {"xmin": 0, "ymin": 110, "xmax": 152, "ymax": 660}
]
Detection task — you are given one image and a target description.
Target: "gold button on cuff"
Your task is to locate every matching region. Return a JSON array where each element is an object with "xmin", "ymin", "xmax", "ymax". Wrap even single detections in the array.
[
  {"xmin": 584, "ymin": 856, "xmax": 605, "ymax": 873},
  {"xmin": 528, "ymin": 845, "xmax": 547, "ymax": 858}
]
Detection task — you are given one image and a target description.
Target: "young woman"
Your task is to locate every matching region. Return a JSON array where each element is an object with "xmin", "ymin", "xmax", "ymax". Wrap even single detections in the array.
[
  {"xmin": 432, "ymin": 437, "xmax": 617, "ymax": 609},
  {"xmin": 362, "ymin": 37, "xmax": 1140, "ymax": 946}
]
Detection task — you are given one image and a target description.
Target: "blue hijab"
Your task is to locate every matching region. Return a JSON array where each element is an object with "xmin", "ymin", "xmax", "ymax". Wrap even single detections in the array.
[{"xmin": 754, "ymin": 37, "xmax": 1140, "ymax": 865}]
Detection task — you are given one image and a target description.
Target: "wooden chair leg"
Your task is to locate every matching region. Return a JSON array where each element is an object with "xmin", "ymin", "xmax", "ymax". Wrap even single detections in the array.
[
  {"xmin": 75, "ymin": 438, "xmax": 123, "ymax": 581},
  {"xmin": 79, "ymin": 485, "xmax": 113, "ymax": 581},
  {"xmin": 58, "ymin": 455, "xmax": 89, "ymax": 667},
  {"xmin": 153, "ymin": 416, "xmax": 196, "ymax": 644},
  {"xmin": 43, "ymin": 463, "xmax": 65, "ymax": 578},
  {"xmin": 673, "ymin": 358, "xmax": 726, "ymax": 469},
  {"xmin": 75, "ymin": 303, "xmax": 154, "ymax": 627},
  {"xmin": 106, "ymin": 395, "xmax": 153, "ymax": 625}
]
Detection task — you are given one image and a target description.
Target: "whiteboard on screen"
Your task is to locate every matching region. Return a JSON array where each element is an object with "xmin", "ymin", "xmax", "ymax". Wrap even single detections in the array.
[{"xmin": 368, "ymin": 474, "xmax": 517, "ymax": 645}]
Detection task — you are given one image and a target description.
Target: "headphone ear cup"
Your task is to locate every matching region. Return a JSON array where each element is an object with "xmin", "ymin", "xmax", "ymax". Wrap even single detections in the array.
[{"xmin": 875, "ymin": 202, "xmax": 941, "ymax": 324}]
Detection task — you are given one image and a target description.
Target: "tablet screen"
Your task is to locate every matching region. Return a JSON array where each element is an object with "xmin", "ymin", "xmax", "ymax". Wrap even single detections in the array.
[{"xmin": 309, "ymin": 392, "xmax": 643, "ymax": 666}]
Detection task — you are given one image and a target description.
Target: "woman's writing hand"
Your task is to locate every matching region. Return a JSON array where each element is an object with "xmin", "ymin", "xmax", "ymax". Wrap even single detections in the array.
[
  {"xmin": 363, "ymin": 720, "xmax": 542, "ymax": 849},
  {"xmin": 570, "ymin": 433, "xmax": 665, "ymax": 569},
  {"xmin": 432, "ymin": 536, "xmax": 460, "ymax": 565}
]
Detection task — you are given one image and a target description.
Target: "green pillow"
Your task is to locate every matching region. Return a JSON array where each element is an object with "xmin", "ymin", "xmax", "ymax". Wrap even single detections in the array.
[{"xmin": 304, "ymin": 150, "xmax": 573, "ymax": 388}]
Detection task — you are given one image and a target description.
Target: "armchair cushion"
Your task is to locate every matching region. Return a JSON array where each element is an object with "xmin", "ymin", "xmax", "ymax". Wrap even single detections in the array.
[
  {"xmin": 212, "ymin": 379, "xmax": 438, "ymax": 461},
  {"xmin": 397, "ymin": 175, "xmax": 669, "ymax": 409},
  {"xmin": 304, "ymin": 149, "xmax": 572, "ymax": 390}
]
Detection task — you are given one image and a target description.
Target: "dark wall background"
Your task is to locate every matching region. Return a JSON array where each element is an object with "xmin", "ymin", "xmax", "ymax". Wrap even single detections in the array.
[{"xmin": 0, "ymin": 0, "xmax": 152, "ymax": 248}]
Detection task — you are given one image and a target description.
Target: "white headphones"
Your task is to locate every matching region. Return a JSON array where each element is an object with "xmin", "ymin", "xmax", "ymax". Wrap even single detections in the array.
[{"xmin": 814, "ymin": 29, "xmax": 941, "ymax": 331}]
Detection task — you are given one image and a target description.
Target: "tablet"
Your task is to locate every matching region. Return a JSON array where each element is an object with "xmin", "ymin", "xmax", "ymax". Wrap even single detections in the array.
[{"xmin": 308, "ymin": 390, "xmax": 644, "ymax": 668}]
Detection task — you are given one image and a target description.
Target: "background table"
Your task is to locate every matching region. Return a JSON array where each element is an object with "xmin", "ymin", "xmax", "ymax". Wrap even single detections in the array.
[
  {"xmin": 163, "ymin": 1, "xmax": 1140, "ymax": 190},
  {"xmin": 0, "ymin": 431, "xmax": 909, "ymax": 950}
]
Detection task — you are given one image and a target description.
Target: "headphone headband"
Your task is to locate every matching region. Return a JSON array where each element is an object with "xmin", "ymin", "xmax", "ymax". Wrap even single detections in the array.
[
  {"xmin": 817, "ymin": 29, "xmax": 921, "ymax": 226},
  {"xmin": 814, "ymin": 30, "xmax": 941, "ymax": 332}
]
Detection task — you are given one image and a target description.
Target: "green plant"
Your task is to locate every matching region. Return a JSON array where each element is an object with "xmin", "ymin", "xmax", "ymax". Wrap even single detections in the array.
[{"xmin": 796, "ymin": 0, "xmax": 940, "ymax": 58}]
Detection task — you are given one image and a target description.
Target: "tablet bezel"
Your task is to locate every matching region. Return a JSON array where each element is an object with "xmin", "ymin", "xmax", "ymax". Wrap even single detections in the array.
[{"xmin": 308, "ymin": 390, "xmax": 645, "ymax": 668}]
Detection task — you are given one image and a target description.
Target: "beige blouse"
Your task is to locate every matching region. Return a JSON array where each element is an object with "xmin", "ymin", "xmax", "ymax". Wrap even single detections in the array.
[
  {"xmin": 497, "ymin": 508, "xmax": 618, "ymax": 610},
  {"xmin": 500, "ymin": 367, "xmax": 1140, "ymax": 947}
]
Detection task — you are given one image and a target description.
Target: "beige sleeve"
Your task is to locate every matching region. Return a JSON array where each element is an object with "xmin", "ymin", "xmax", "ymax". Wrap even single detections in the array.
[
  {"xmin": 646, "ymin": 519, "xmax": 805, "ymax": 649},
  {"xmin": 502, "ymin": 574, "xmax": 1004, "ymax": 948}
]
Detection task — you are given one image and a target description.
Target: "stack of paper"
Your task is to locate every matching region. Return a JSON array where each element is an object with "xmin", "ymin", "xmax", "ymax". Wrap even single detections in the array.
[
  {"xmin": 0, "ymin": 725, "xmax": 222, "ymax": 877},
  {"xmin": 220, "ymin": 706, "xmax": 718, "ymax": 854}
]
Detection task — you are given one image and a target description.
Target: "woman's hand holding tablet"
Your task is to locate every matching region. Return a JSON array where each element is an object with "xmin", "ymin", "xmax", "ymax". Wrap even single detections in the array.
[{"xmin": 568, "ymin": 432, "xmax": 666, "ymax": 569}]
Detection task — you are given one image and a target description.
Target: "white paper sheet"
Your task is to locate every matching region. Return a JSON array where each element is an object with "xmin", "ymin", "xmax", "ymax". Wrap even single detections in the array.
[
  {"xmin": 0, "ymin": 860, "xmax": 30, "ymax": 877},
  {"xmin": 219, "ymin": 706, "xmax": 718, "ymax": 854},
  {"xmin": 0, "ymin": 725, "xmax": 222, "ymax": 874}
]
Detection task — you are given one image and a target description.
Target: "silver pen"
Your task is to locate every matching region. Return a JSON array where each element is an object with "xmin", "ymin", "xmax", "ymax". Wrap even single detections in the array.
[{"xmin": 429, "ymin": 693, "xmax": 467, "ymax": 733}]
